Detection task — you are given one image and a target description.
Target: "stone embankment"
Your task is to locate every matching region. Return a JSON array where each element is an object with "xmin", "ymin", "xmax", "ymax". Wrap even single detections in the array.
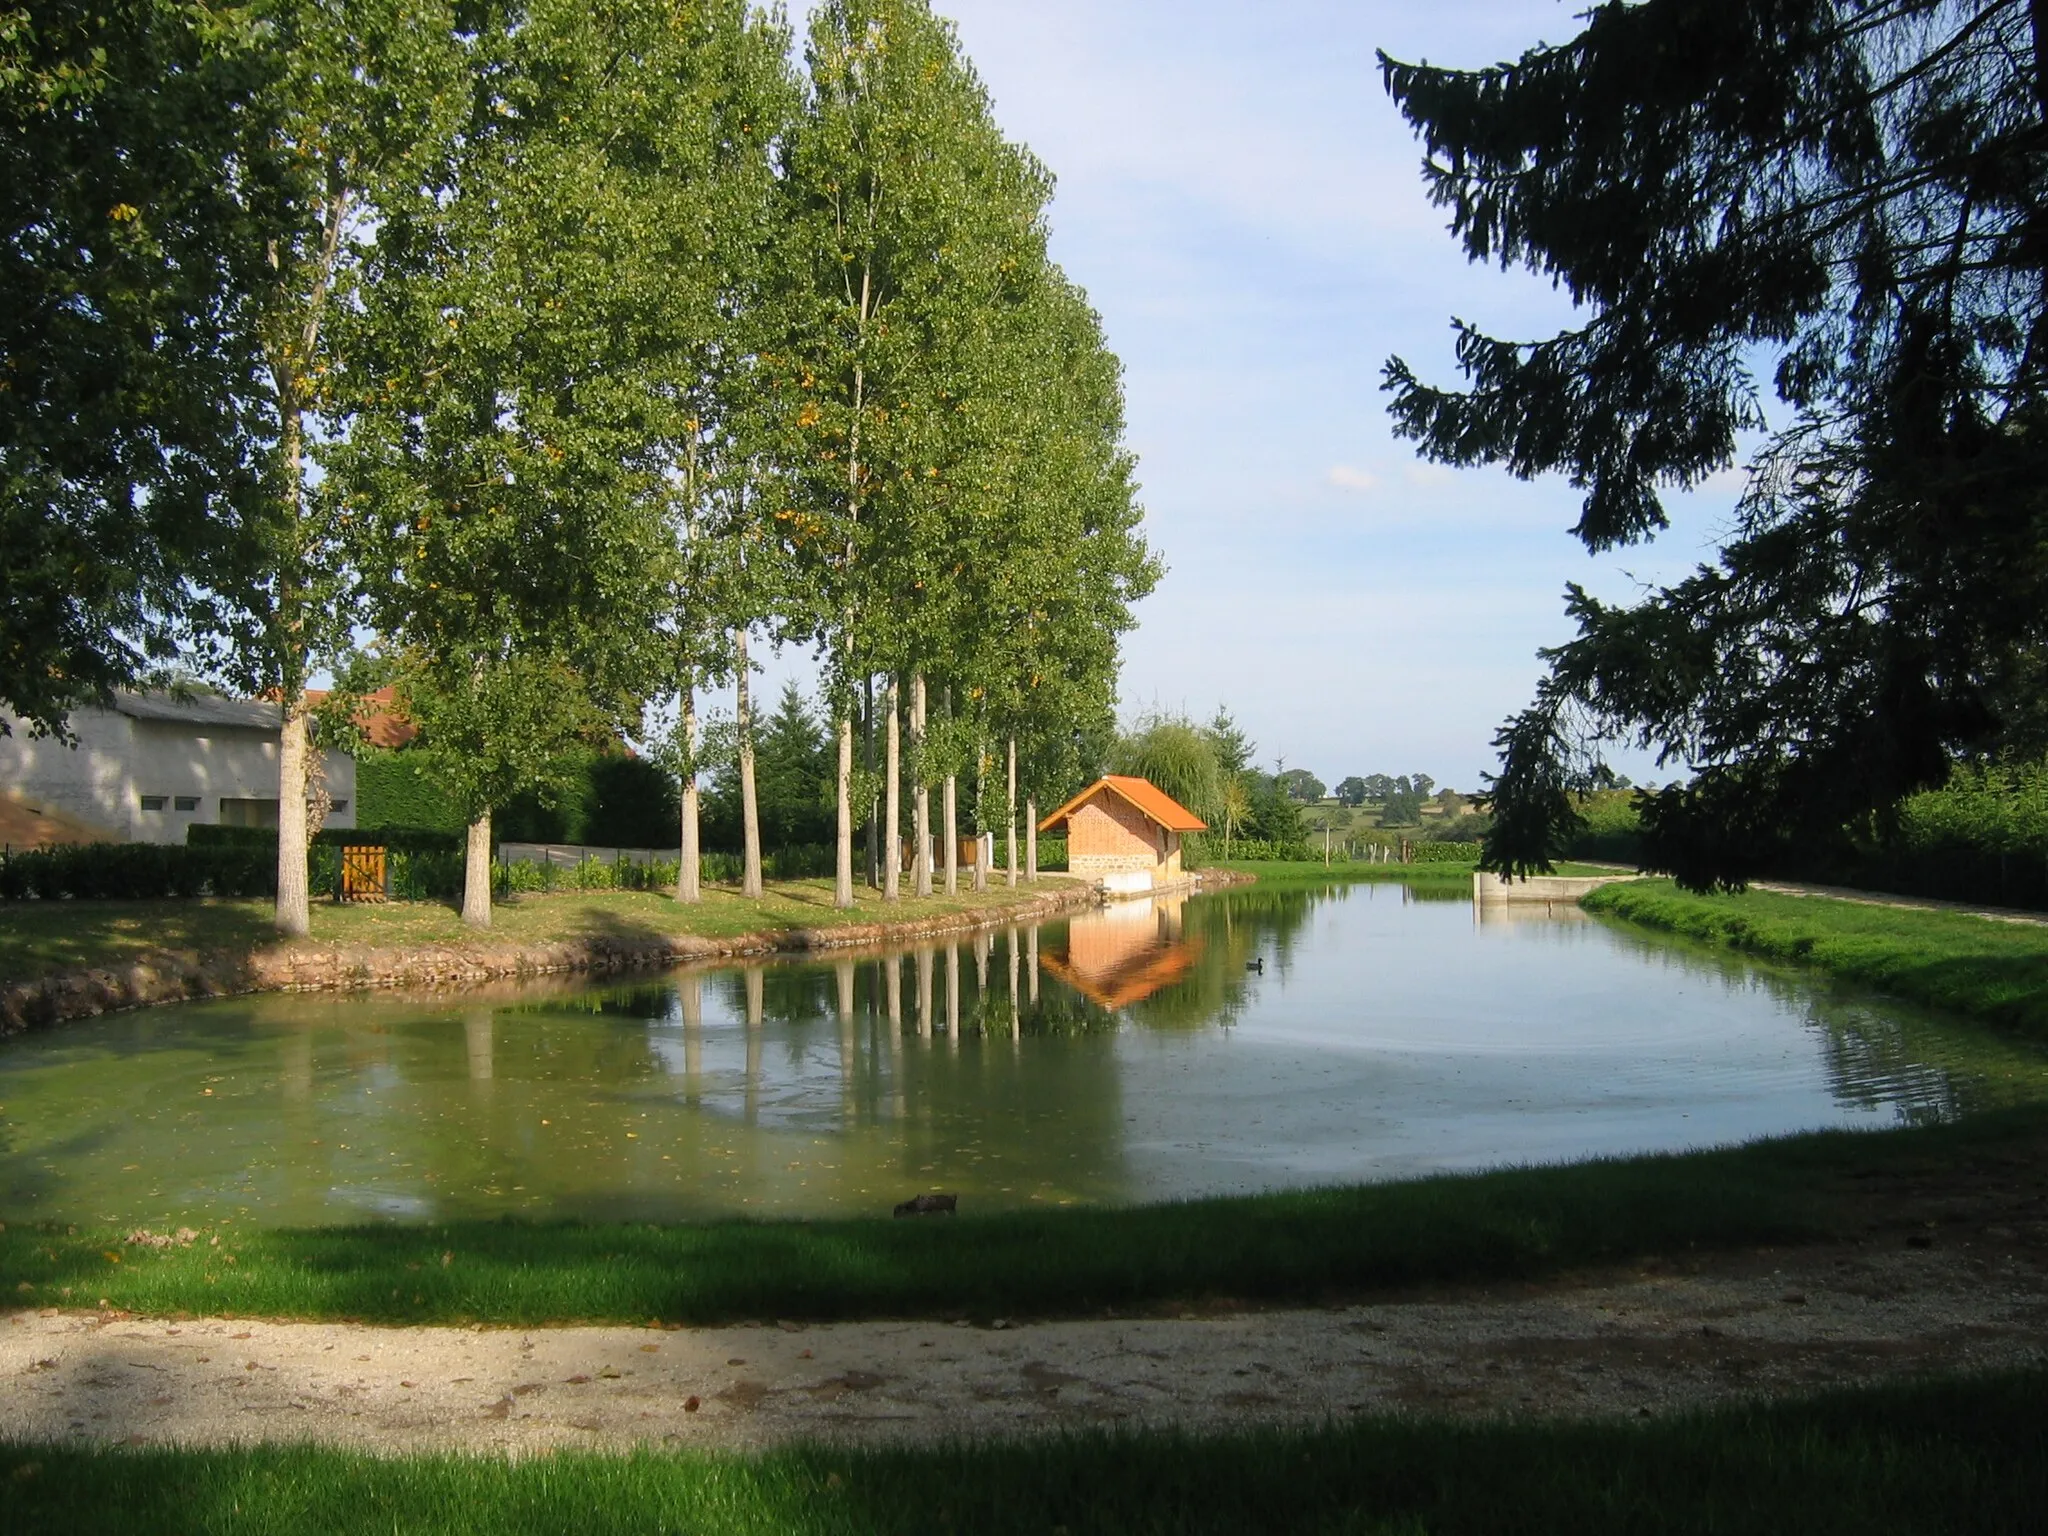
[{"xmin": 0, "ymin": 880, "xmax": 1116, "ymax": 1037}]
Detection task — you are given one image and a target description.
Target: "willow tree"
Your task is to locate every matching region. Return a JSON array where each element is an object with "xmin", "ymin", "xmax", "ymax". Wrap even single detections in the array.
[
  {"xmin": 336, "ymin": 0, "xmax": 673, "ymax": 926},
  {"xmin": 1383, "ymin": 0, "xmax": 2048, "ymax": 888}
]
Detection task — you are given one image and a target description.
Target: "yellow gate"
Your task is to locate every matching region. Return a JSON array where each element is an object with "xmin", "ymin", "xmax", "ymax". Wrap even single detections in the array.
[{"xmin": 339, "ymin": 845, "xmax": 388, "ymax": 902}]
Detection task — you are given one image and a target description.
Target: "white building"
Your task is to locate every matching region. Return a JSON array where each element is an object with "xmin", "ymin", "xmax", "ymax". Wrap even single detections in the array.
[{"xmin": 0, "ymin": 692, "xmax": 355, "ymax": 846}]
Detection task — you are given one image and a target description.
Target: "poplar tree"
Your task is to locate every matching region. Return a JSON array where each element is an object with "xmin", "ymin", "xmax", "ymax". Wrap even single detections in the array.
[
  {"xmin": 777, "ymin": 0, "xmax": 1054, "ymax": 908},
  {"xmin": 336, "ymin": 0, "xmax": 675, "ymax": 925}
]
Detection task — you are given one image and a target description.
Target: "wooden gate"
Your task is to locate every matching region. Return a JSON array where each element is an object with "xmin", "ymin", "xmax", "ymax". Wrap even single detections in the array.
[{"xmin": 339, "ymin": 844, "xmax": 389, "ymax": 902}]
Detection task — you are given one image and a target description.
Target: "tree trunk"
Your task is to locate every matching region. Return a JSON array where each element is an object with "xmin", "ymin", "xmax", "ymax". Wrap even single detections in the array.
[
  {"xmin": 911, "ymin": 673, "xmax": 931, "ymax": 898},
  {"xmin": 1006, "ymin": 737, "xmax": 1018, "ymax": 889},
  {"xmin": 942, "ymin": 686, "xmax": 958, "ymax": 896},
  {"xmin": 677, "ymin": 677, "xmax": 701, "ymax": 903},
  {"xmin": 943, "ymin": 774, "xmax": 959, "ymax": 897},
  {"xmin": 885, "ymin": 679, "xmax": 902, "ymax": 902},
  {"xmin": 275, "ymin": 694, "xmax": 311, "ymax": 936},
  {"xmin": 462, "ymin": 810, "xmax": 492, "ymax": 929},
  {"xmin": 1026, "ymin": 796, "xmax": 1038, "ymax": 882},
  {"xmin": 834, "ymin": 710, "xmax": 855, "ymax": 908},
  {"xmin": 736, "ymin": 629, "xmax": 762, "ymax": 899},
  {"xmin": 863, "ymin": 674, "xmax": 878, "ymax": 889}
]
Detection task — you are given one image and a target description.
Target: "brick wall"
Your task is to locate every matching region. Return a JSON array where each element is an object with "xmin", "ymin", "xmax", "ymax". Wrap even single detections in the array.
[{"xmin": 1068, "ymin": 794, "xmax": 1166, "ymax": 875}]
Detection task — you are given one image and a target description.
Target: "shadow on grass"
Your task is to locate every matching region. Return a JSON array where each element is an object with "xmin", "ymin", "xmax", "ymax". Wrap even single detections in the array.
[
  {"xmin": 0, "ymin": 899, "xmax": 281, "ymax": 988},
  {"xmin": 11, "ymin": 1104, "xmax": 2044, "ymax": 1327},
  {"xmin": 2, "ymin": 1370, "xmax": 2044, "ymax": 1534}
]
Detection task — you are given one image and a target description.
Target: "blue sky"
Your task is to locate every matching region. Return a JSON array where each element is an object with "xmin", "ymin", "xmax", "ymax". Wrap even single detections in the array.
[{"xmin": 757, "ymin": 2, "xmax": 1747, "ymax": 792}]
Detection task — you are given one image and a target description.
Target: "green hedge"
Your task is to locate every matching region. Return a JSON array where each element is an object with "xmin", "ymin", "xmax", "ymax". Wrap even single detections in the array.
[
  {"xmin": 0, "ymin": 842, "xmax": 275, "ymax": 901},
  {"xmin": 352, "ymin": 751, "xmax": 468, "ymax": 833}
]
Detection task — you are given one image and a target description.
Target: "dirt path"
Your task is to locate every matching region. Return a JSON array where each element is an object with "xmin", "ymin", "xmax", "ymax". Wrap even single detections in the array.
[
  {"xmin": 5, "ymin": 1239, "xmax": 2044, "ymax": 1455},
  {"xmin": 1745, "ymin": 880, "xmax": 2048, "ymax": 926}
]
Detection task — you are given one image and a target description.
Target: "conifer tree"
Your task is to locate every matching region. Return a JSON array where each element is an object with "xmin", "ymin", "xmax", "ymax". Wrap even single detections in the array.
[{"xmin": 1384, "ymin": 0, "xmax": 2048, "ymax": 888}]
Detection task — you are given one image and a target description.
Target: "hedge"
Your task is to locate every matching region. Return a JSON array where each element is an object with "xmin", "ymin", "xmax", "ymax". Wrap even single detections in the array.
[{"xmin": 0, "ymin": 842, "xmax": 274, "ymax": 901}]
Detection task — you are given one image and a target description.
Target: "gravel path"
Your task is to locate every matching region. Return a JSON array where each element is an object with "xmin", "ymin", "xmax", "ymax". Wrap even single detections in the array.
[{"xmin": 5, "ymin": 1240, "xmax": 2045, "ymax": 1454}]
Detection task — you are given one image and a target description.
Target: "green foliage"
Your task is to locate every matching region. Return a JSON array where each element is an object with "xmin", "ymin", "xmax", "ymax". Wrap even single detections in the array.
[
  {"xmin": 1566, "ymin": 788, "xmax": 1643, "ymax": 864},
  {"xmin": 1243, "ymin": 771, "xmax": 1305, "ymax": 846},
  {"xmin": 1185, "ymin": 835, "xmax": 1314, "ymax": 865},
  {"xmin": 1377, "ymin": 788, "xmax": 1424, "ymax": 826},
  {"xmin": 703, "ymin": 684, "xmax": 832, "ymax": 852},
  {"xmin": 1110, "ymin": 712, "xmax": 1222, "ymax": 822},
  {"xmin": 1276, "ymin": 767, "xmax": 1325, "ymax": 803},
  {"xmin": 0, "ymin": 841, "xmax": 272, "ymax": 901},
  {"xmin": 1389, "ymin": 1, "xmax": 2048, "ymax": 889},
  {"xmin": 353, "ymin": 749, "xmax": 467, "ymax": 834},
  {"xmin": 0, "ymin": 0, "xmax": 294, "ymax": 735},
  {"xmin": 1814, "ymin": 758, "xmax": 2048, "ymax": 910}
]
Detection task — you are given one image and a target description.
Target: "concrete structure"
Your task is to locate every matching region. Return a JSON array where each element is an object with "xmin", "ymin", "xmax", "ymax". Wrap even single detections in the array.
[
  {"xmin": 1038, "ymin": 775, "xmax": 1206, "ymax": 895},
  {"xmin": 0, "ymin": 692, "xmax": 355, "ymax": 846},
  {"xmin": 1472, "ymin": 871, "xmax": 1639, "ymax": 906}
]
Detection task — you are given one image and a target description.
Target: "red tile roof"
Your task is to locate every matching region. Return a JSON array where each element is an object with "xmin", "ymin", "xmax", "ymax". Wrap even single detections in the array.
[
  {"xmin": 1037, "ymin": 775, "xmax": 1208, "ymax": 834},
  {"xmin": 304, "ymin": 686, "xmax": 416, "ymax": 749}
]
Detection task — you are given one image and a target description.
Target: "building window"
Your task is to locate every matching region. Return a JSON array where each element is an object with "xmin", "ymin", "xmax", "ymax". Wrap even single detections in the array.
[
  {"xmin": 328, "ymin": 799, "xmax": 350, "ymax": 816},
  {"xmin": 173, "ymin": 795, "xmax": 200, "ymax": 813},
  {"xmin": 139, "ymin": 795, "xmax": 167, "ymax": 812}
]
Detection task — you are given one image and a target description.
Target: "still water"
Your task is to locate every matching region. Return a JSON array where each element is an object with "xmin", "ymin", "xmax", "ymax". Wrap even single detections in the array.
[{"xmin": 4, "ymin": 879, "xmax": 2045, "ymax": 1228}]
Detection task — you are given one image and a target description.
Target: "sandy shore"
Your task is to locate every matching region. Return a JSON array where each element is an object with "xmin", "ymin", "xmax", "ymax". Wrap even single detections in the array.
[{"xmin": 5, "ymin": 1237, "xmax": 2044, "ymax": 1455}]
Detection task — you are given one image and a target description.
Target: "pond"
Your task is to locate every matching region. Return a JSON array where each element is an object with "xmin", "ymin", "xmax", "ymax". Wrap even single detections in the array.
[{"xmin": 4, "ymin": 878, "xmax": 2045, "ymax": 1229}]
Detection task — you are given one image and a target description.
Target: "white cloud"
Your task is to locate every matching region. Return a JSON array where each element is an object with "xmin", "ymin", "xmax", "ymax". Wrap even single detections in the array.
[
  {"xmin": 1403, "ymin": 462, "xmax": 1458, "ymax": 487},
  {"xmin": 1327, "ymin": 464, "xmax": 1381, "ymax": 493}
]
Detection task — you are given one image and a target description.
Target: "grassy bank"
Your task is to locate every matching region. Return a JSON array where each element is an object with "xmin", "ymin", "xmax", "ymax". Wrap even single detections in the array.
[
  {"xmin": 8, "ymin": 1101, "xmax": 2043, "ymax": 1327},
  {"xmin": 0, "ymin": 878, "xmax": 1084, "ymax": 990},
  {"xmin": 4, "ymin": 1370, "xmax": 2044, "ymax": 1535},
  {"xmin": 1584, "ymin": 879, "xmax": 2048, "ymax": 1036}
]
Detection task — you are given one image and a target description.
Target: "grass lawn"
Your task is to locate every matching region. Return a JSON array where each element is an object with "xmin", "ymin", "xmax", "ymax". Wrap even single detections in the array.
[
  {"xmin": 0, "ymin": 877, "xmax": 1084, "ymax": 989},
  {"xmin": 1584, "ymin": 878, "xmax": 2048, "ymax": 1038},
  {"xmin": 3, "ymin": 1369, "xmax": 2043, "ymax": 1534},
  {"xmin": 7, "ymin": 1099, "xmax": 2044, "ymax": 1327}
]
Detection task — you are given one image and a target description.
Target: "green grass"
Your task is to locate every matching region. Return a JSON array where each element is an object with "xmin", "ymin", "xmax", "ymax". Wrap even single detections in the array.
[
  {"xmin": 0, "ymin": 878, "xmax": 1085, "ymax": 989},
  {"xmin": 4, "ymin": 1370, "xmax": 2044, "ymax": 1534},
  {"xmin": 8, "ymin": 1101, "xmax": 2043, "ymax": 1327},
  {"xmin": 1584, "ymin": 879, "xmax": 2048, "ymax": 1037}
]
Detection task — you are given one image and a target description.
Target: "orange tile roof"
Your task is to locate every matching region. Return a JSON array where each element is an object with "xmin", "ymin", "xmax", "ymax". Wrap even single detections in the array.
[
  {"xmin": 304, "ymin": 686, "xmax": 417, "ymax": 749},
  {"xmin": 1037, "ymin": 775, "xmax": 1208, "ymax": 834}
]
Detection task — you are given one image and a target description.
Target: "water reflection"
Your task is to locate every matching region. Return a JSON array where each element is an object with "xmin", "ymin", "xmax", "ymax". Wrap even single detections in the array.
[{"xmin": 3, "ymin": 881, "xmax": 2046, "ymax": 1229}]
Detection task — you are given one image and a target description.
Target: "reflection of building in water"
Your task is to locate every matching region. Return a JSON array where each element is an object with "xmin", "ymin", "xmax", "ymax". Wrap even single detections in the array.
[
  {"xmin": 1472, "ymin": 895, "xmax": 1591, "ymax": 928},
  {"xmin": 1042, "ymin": 893, "xmax": 1199, "ymax": 1009}
]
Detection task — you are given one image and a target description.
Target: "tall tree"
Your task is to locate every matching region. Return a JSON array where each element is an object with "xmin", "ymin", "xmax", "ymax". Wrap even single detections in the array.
[
  {"xmin": 777, "ymin": 0, "xmax": 1059, "ymax": 909},
  {"xmin": 1383, "ymin": 0, "xmax": 2048, "ymax": 888},
  {"xmin": 336, "ymin": 0, "xmax": 675, "ymax": 926},
  {"xmin": 1, "ymin": 1, "xmax": 290, "ymax": 737}
]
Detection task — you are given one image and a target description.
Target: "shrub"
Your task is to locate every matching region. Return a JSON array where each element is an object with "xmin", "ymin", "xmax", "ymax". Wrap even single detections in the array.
[
  {"xmin": 0, "ymin": 842, "xmax": 273, "ymax": 901},
  {"xmin": 1565, "ymin": 789, "xmax": 1643, "ymax": 863}
]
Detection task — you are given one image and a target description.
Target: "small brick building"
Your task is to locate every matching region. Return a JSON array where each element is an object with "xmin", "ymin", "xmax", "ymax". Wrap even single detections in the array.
[{"xmin": 1038, "ymin": 775, "xmax": 1206, "ymax": 893}]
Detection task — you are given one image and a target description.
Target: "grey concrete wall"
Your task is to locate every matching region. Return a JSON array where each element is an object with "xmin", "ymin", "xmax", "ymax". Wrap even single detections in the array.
[{"xmin": 0, "ymin": 705, "xmax": 355, "ymax": 844}]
